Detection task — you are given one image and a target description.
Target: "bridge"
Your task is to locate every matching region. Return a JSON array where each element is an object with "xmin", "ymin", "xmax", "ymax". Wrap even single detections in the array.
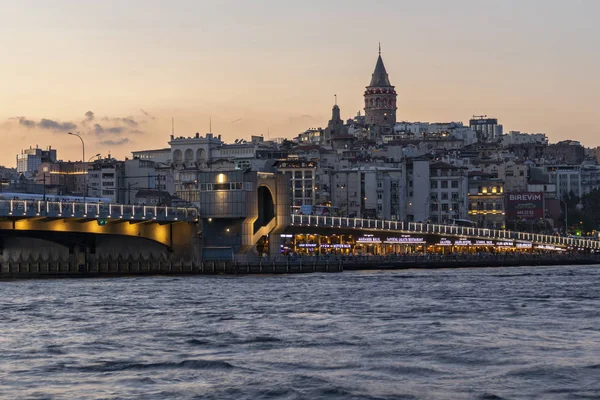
[
  {"xmin": 289, "ymin": 214, "xmax": 600, "ymax": 251},
  {"xmin": 0, "ymin": 199, "xmax": 200, "ymax": 267},
  {"xmin": 1, "ymin": 197, "xmax": 600, "ymax": 273}
]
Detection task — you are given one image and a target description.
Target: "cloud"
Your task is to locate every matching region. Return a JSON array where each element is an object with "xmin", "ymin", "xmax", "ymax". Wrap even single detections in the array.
[
  {"xmin": 5, "ymin": 110, "xmax": 148, "ymax": 144},
  {"xmin": 99, "ymin": 138, "xmax": 130, "ymax": 146},
  {"xmin": 18, "ymin": 117, "xmax": 36, "ymax": 128},
  {"xmin": 117, "ymin": 117, "xmax": 138, "ymax": 127},
  {"xmin": 13, "ymin": 117, "xmax": 77, "ymax": 131},
  {"xmin": 106, "ymin": 126, "xmax": 126, "ymax": 134},
  {"xmin": 38, "ymin": 118, "xmax": 77, "ymax": 132}
]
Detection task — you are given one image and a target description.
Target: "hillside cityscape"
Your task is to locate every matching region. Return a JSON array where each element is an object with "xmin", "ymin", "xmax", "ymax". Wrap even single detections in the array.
[{"xmin": 3, "ymin": 49, "xmax": 600, "ymax": 238}]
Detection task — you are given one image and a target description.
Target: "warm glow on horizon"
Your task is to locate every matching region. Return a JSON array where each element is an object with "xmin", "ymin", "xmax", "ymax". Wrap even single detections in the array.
[{"xmin": 1, "ymin": 0, "xmax": 599, "ymax": 166}]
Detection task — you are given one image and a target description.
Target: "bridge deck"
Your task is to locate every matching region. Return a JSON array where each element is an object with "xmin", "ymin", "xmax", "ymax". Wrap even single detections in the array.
[
  {"xmin": 0, "ymin": 200, "xmax": 198, "ymax": 223},
  {"xmin": 290, "ymin": 215, "xmax": 600, "ymax": 250}
]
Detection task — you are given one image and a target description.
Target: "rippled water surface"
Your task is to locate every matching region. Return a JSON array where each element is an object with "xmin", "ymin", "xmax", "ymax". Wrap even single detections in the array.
[{"xmin": 1, "ymin": 266, "xmax": 600, "ymax": 399}]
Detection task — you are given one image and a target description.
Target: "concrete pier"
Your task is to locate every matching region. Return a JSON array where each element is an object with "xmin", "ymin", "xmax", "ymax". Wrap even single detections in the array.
[{"xmin": 1, "ymin": 253, "xmax": 598, "ymax": 278}]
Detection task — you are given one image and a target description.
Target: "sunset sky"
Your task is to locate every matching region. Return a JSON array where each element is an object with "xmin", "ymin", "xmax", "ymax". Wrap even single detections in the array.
[{"xmin": 1, "ymin": 0, "xmax": 599, "ymax": 166}]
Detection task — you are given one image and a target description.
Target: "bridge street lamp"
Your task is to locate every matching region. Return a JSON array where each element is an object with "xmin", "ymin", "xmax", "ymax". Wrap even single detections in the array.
[
  {"xmin": 68, "ymin": 132, "xmax": 87, "ymax": 202},
  {"xmin": 84, "ymin": 154, "xmax": 101, "ymax": 200},
  {"xmin": 559, "ymin": 199, "xmax": 568, "ymax": 235}
]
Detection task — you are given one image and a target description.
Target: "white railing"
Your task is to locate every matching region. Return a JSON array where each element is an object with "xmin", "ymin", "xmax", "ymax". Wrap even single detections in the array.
[
  {"xmin": 0, "ymin": 200, "xmax": 198, "ymax": 222},
  {"xmin": 290, "ymin": 214, "xmax": 600, "ymax": 250}
]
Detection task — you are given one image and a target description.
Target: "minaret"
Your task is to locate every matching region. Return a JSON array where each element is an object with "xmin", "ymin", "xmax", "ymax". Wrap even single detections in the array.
[
  {"xmin": 364, "ymin": 44, "xmax": 397, "ymax": 130},
  {"xmin": 324, "ymin": 97, "xmax": 346, "ymax": 145}
]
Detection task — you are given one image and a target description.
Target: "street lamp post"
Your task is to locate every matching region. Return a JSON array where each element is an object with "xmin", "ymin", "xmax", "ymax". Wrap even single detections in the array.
[
  {"xmin": 42, "ymin": 167, "xmax": 48, "ymax": 202},
  {"xmin": 85, "ymin": 154, "xmax": 101, "ymax": 201},
  {"xmin": 68, "ymin": 132, "xmax": 85, "ymax": 162},
  {"xmin": 68, "ymin": 132, "xmax": 86, "ymax": 202},
  {"xmin": 559, "ymin": 199, "xmax": 568, "ymax": 235}
]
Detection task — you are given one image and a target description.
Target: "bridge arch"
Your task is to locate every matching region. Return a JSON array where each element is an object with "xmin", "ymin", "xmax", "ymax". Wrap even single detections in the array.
[{"xmin": 254, "ymin": 185, "xmax": 275, "ymax": 234}]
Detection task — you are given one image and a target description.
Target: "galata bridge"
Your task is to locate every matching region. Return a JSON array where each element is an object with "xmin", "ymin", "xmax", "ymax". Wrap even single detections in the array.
[{"xmin": 0, "ymin": 196, "xmax": 598, "ymax": 272}]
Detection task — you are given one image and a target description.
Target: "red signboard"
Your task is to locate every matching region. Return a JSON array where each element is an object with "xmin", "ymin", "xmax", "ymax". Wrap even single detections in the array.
[{"xmin": 506, "ymin": 192, "xmax": 544, "ymax": 219}]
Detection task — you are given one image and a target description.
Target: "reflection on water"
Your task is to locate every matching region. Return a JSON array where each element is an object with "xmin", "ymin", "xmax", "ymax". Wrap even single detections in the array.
[{"xmin": 1, "ymin": 266, "xmax": 600, "ymax": 399}]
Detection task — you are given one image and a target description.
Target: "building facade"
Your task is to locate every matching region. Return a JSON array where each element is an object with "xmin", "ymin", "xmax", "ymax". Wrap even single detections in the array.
[{"xmin": 17, "ymin": 147, "xmax": 57, "ymax": 174}]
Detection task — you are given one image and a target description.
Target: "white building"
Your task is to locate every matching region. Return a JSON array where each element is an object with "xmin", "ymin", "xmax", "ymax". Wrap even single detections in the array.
[
  {"xmin": 331, "ymin": 166, "xmax": 406, "ymax": 220},
  {"xmin": 16, "ymin": 146, "xmax": 57, "ymax": 173},
  {"xmin": 393, "ymin": 122, "xmax": 429, "ymax": 136},
  {"xmin": 427, "ymin": 162, "xmax": 469, "ymax": 224},
  {"xmin": 502, "ymin": 131, "xmax": 548, "ymax": 147},
  {"xmin": 131, "ymin": 148, "xmax": 171, "ymax": 163},
  {"xmin": 169, "ymin": 133, "xmax": 224, "ymax": 168},
  {"xmin": 87, "ymin": 158, "xmax": 123, "ymax": 203},
  {"xmin": 276, "ymin": 160, "xmax": 318, "ymax": 208},
  {"xmin": 540, "ymin": 165, "xmax": 600, "ymax": 199}
]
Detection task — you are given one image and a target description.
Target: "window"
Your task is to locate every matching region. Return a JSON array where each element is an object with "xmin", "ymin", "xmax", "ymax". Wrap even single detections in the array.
[
  {"xmin": 294, "ymin": 171, "xmax": 302, "ymax": 179},
  {"xmin": 452, "ymin": 192, "xmax": 459, "ymax": 201},
  {"xmin": 441, "ymin": 203, "xmax": 449, "ymax": 212},
  {"xmin": 377, "ymin": 181, "xmax": 383, "ymax": 188},
  {"xmin": 441, "ymin": 193, "xmax": 448, "ymax": 200},
  {"xmin": 451, "ymin": 180, "xmax": 459, "ymax": 188},
  {"xmin": 377, "ymin": 193, "xmax": 383, "ymax": 200},
  {"xmin": 430, "ymin": 194, "xmax": 437, "ymax": 201},
  {"xmin": 441, "ymin": 181, "xmax": 449, "ymax": 189},
  {"xmin": 452, "ymin": 202, "xmax": 459, "ymax": 211},
  {"xmin": 430, "ymin": 181, "xmax": 438, "ymax": 189},
  {"xmin": 305, "ymin": 171, "xmax": 313, "ymax": 179},
  {"xmin": 430, "ymin": 203, "xmax": 438, "ymax": 211},
  {"xmin": 377, "ymin": 204, "xmax": 383, "ymax": 212}
]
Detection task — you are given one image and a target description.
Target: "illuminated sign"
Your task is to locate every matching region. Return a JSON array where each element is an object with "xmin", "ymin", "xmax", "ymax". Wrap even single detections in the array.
[
  {"xmin": 496, "ymin": 241, "xmax": 514, "ymax": 247},
  {"xmin": 535, "ymin": 245, "xmax": 565, "ymax": 251},
  {"xmin": 357, "ymin": 234, "xmax": 382, "ymax": 244},
  {"xmin": 436, "ymin": 238, "xmax": 453, "ymax": 246},
  {"xmin": 454, "ymin": 239, "xmax": 472, "ymax": 246},
  {"xmin": 298, "ymin": 243, "xmax": 317, "ymax": 248},
  {"xmin": 506, "ymin": 192, "xmax": 543, "ymax": 219},
  {"xmin": 385, "ymin": 236, "xmax": 426, "ymax": 244},
  {"xmin": 280, "ymin": 234, "xmax": 293, "ymax": 238},
  {"xmin": 516, "ymin": 242, "xmax": 533, "ymax": 248},
  {"xmin": 474, "ymin": 240, "xmax": 494, "ymax": 246}
]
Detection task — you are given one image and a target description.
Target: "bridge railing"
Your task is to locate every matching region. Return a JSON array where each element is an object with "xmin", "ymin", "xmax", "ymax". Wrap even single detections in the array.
[
  {"xmin": 290, "ymin": 214, "xmax": 600, "ymax": 250},
  {"xmin": 0, "ymin": 200, "xmax": 198, "ymax": 222}
]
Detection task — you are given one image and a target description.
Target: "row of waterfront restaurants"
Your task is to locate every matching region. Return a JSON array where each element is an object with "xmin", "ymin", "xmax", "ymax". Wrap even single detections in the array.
[{"xmin": 279, "ymin": 232, "xmax": 570, "ymax": 256}]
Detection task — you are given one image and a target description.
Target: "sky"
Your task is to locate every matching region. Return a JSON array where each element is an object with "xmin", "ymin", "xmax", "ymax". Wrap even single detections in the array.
[{"xmin": 1, "ymin": 0, "xmax": 599, "ymax": 166}]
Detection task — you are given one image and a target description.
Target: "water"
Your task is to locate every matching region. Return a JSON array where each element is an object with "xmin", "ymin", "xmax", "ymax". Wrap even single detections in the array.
[{"xmin": 1, "ymin": 266, "xmax": 600, "ymax": 400}]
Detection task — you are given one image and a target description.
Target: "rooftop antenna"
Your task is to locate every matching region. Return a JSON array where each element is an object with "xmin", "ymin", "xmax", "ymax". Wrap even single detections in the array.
[
  {"xmin": 378, "ymin": 42, "xmax": 381, "ymax": 55},
  {"xmin": 334, "ymin": 94, "xmax": 337, "ymax": 106},
  {"xmin": 209, "ymin": 117, "xmax": 212, "ymax": 134}
]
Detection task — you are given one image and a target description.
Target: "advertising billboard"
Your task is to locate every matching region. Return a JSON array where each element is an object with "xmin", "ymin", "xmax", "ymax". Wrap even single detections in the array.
[{"xmin": 506, "ymin": 192, "xmax": 544, "ymax": 219}]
